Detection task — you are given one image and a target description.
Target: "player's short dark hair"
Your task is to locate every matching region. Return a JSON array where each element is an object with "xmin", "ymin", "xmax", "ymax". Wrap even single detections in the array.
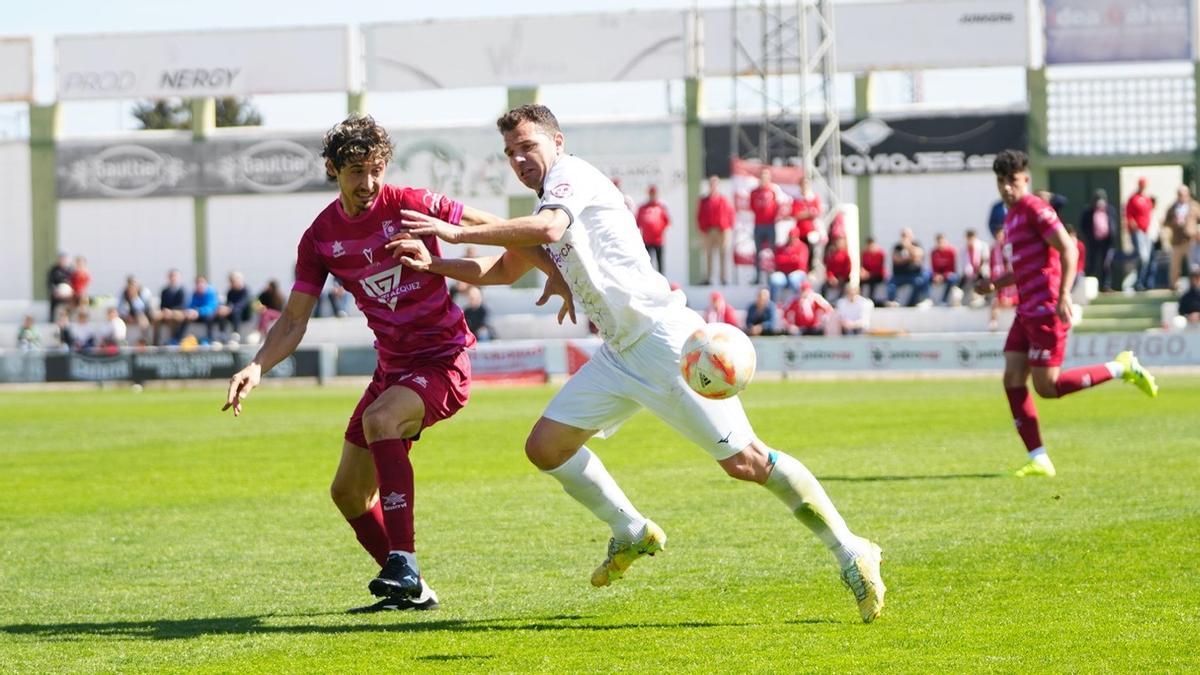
[
  {"xmin": 992, "ymin": 149, "xmax": 1029, "ymax": 177},
  {"xmin": 496, "ymin": 104, "xmax": 562, "ymax": 136},
  {"xmin": 321, "ymin": 114, "xmax": 394, "ymax": 180}
]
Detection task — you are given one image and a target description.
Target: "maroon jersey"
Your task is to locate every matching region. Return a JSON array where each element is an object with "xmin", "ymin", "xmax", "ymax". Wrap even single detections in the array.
[
  {"xmin": 1004, "ymin": 194, "xmax": 1064, "ymax": 318},
  {"xmin": 294, "ymin": 184, "xmax": 475, "ymax": 369}
]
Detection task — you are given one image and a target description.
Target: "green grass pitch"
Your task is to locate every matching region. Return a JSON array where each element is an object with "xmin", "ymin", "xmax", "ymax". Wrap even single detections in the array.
[{"xmin": 1, "ymin": 376, "xmax": 1197, "ymax": 672}]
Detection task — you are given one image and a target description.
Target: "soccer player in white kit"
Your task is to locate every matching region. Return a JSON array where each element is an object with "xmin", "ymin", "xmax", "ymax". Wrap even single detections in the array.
[{"xmin": 390, "ymin": 105, "xmax": 886, "ymax": 622}]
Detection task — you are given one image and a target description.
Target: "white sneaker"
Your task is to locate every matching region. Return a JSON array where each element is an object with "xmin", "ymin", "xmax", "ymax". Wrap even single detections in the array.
[{"xmin": 840, "ymin": 539, "xmax": 885, "ymax": 623}]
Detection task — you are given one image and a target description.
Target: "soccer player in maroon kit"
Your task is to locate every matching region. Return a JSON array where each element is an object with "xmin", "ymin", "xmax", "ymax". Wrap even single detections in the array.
[
  {"xmin": 977, "ymin": 151, "xmax": 1158, "ymax": 477},
  {"xmin": 222, "ymin": 115, "xmax": 567, "ymax": 611}
]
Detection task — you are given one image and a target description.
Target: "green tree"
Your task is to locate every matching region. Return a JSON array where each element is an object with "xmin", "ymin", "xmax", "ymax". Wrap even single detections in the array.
[{"xmin": 131, "ymin": 98, "xmax": 263, "ymax": 130}]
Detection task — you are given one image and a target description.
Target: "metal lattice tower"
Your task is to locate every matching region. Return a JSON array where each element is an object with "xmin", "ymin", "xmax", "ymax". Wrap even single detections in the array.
[{"xmin": 729, "ymin": 0, "xmax": 843, "ymax": 213}]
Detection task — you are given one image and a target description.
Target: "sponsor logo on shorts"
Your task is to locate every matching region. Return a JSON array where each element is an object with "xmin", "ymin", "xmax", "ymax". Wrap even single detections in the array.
[
  {"xmin": 717, "ymin": 431, "xmax": 732, "ymax": 445},
  {"xmin": 1028, "ymin": 347, "xmax": 1052, "ymax": 362}
]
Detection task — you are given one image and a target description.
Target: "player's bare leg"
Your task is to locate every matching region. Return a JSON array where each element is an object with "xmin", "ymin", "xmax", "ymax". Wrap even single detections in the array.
[
  {"xmin": 331, "ymin": 440, "xmax": 387, "ymax": 565},
  {"xmin": 526, "ymin": 416, "xmax": 663, "ymax": 587},
  {"xmin": 725, "ymin": 441, "xmax": 885, "ymax": 623},
  {"xmin": 361, "ymin": 385, "xmax": 430, "ymax": 601}
]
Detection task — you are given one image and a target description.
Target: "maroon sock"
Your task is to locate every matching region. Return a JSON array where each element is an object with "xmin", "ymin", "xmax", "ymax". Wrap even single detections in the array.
[
  {"xmin": 369, "ymin": 438, "xmax": 415, "ymax": 552},
  {"xmin": 1004, "ymin": 386, "xmax": 1043, "ymax": 452},
  {"xmin": 346, "ymin": 501, "xmax": 389, "ymax": 567},
  {"xmin": 1055, "ymin": 364, "xmax": 1114, "ymax": 397}
]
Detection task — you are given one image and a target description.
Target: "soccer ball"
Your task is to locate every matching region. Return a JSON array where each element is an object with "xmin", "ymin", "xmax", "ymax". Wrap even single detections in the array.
[{"xmin": 680, "ymin": 323, "xmax": 756, "ymax": 400}]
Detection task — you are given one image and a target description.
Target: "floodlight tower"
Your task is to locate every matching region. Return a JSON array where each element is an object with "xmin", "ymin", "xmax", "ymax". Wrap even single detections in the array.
[{"xmin": 729, "ymin": 0, "xmax": 843, "ymax": 214}]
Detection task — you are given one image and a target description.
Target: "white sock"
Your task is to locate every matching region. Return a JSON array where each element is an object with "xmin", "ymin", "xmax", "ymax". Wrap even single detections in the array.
[
  {"xmin": 389, "ymin": 550, "xmax": 419, "ymax": 575},
  {"xmin": 1106, "ymin": 361, "xmax": 1124, "ymax": 378},
  {"xmin": 544, "ymin": 447, "xmax": 646, "ymax": 544},
  {"xmin": 1028, "ymin": 446, "xmax": 1047, "ymax": 460},
  {"xmin": 762, "ymin": 451, "xmax": 863, "ymax": 567}
]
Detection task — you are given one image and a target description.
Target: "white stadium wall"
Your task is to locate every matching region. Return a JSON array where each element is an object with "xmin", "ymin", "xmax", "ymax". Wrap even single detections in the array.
[
  {"xmin": 0, "ymin": 142, "xmax": 33, "ymax": 301},
  {"xmin": 206, "ymin": 193, "xmax": 332, "ymax": 294},
  {"xmin": 58, "ymin": 198, "xmax": 195, "ymax": 300},
  {"xmin": 869, "ymin": 173, "xmax": 1001, "ymax": 251}
]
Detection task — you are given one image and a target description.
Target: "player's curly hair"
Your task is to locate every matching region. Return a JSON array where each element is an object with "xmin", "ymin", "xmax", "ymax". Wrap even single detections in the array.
[
  {"xmin": 321, "ymin": 114, "xmax": 394, "ymax": 181},
  {"xmin": 992, "ymin": 149, "xmax": 1029, "ymax": 177},
  {"xmin": 496, "ymin": 104, "xmax": 562, "ymax": 136}
]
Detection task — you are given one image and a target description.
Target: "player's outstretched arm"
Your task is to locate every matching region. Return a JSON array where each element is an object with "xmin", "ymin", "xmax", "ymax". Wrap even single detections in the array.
[
  {"xmin": 223, "ymin": 290, "xmax": 318, "ymax": 417},
  {"xmin": 400, "ymin": 207, "xmax": 569, "ymax": 247}
]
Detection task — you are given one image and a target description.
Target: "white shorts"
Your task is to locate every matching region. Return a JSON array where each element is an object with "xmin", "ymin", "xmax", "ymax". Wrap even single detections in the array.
[{"xmin": 542, "ymin": 308, "xmax": 757, "ymax": 461}]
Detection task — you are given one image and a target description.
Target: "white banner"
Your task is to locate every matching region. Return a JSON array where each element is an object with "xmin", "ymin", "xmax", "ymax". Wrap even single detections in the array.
[
  {"xmin": 56, "ymin": 27, "xmax": 351, "ymax": 100},
  {"xmin": 703, "ymin": 0, "xmax": 1027, "ymax": 75},
  {"xmin": 0, "ymin": 38, "xmax": 34, "ymax": 102},
  {"xmin": 364, "ymin": 11, "xmax": 688, "ymax": 91},
  {"xmin": 471, "ymin": 342, "xmax": 547, "ymax": 383}
]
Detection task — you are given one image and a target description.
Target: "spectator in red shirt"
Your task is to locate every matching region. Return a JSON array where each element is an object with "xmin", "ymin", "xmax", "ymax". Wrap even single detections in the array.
[
  {"xmin": 791, "ymin": 175, "xmax": 823, "ymax": 262},
  {"xmin": 822, "ymin": 236, "xmax": 852, "ymax": 301},
  {"xmin": 702, "ymin": 290, "xmax": 741, "ymax": 329},
  {"xmin": 768, "ymin": 230, "xmax": 810, "ymax": 302},
  {"xmin": 636, "ymin": 185, "xmax": 670, "ymax": 273},
  {"xmin": 860, "ymin": 237, "xmax": 888, "ymax": 303},
  {"xmin": 930, "ymin": 233, "xmax": 959, "ymax": 305},
  {"xmin": 70, "ymin": 255, "xmax": 91, "ymax": 310},
  {"xmin": 1125, "ymin": 177, "xmax": 1155, "ymax": 290},
  {"xmin": 697, "ymin": 175, "xmax": 735, "ymax": 285},
  {"xmin": 749, "ymin": 169, "xmax": 785, "ymax": 283},
  {"xmin": 783, "ymin": 281, "xmax": 832, "ymax": 336}
]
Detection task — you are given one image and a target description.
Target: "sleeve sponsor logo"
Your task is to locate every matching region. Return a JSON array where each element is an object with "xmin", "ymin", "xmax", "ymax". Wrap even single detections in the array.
[{"xmin": 549, "ymin": 182, "xmax": 573, "ymax": 198}]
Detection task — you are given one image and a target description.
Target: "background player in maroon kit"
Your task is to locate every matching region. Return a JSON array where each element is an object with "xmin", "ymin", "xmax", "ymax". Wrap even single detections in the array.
[
  {"xmin": 222, "ymin": 115, "xmax": 568, "ymax": 611},
  {"xmin": 977, "ymin": 150, "xmax": 1158, "ymax": 477}
]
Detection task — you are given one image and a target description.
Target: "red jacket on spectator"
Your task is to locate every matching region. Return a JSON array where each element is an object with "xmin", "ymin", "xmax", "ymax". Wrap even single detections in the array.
[
  {"xmin": 636, "ymin": 200, "xmax": 670, "ymax": 246},
  {"xmin": 1125, "ymin": 188, "xmax": 1153, "ymax": 233},
  {"xmin": 774, "ymin": 238, "xmax": 810, "ymax": 274},
  {"xmin": 697, "ymin": 192, "xmax": 734, "ymax": 233},
  {"xmin": 749, "ymin": 185, "xmax": 782, "ymax": 225},
  {"xmin": 931, "ymin": 244, "xmax": 958, "ymax": 277},
  {"xmin": 861, "ymin": 246, "xmax": 887, "ymax": 281},
  {"xmin": 791, "ymin": 191, "xmax": 822, "ymax": 240},
  {"xmin": 783, "ymin": 287, "xmax": 832, "ymax": 331},
  {"xmin": 703, "ymin": 292, "xmax": 741, "ymax": 328},
  {"xmin": 824, "ymin": 247, "xmax": 851, "ymax": 283}
]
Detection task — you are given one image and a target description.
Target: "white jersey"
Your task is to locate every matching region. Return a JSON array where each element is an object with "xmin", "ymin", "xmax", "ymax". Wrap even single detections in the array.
[{"xmin": 537, "ymin": 155, "xmax": 685, "ymax": 351}]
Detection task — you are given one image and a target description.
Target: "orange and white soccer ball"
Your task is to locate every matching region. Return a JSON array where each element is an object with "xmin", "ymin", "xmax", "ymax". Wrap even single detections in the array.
[{"xmin": 680, "ymin": 322, "xmax": 757, "ymax": 400}]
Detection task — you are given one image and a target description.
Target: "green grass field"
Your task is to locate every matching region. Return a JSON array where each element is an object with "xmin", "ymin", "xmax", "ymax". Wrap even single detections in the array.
[{"xmin": 1, "ymin": 375, "xmax": 1197, "ymax": 673}]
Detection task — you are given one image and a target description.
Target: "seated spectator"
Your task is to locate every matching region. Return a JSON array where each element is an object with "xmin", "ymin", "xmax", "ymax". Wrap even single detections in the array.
[
  {"xmin": 1179, "ymin": 266, "xmax": 1200, "ymax": 325},
  {"xmin": 782, "ymin": 281, "xmax": 832, "ymax": 336},
  {"xmin": 47, "ymin": 253, "xmax": 74, "ymax": 322},
  {"xmin": 768, "ymin": 231, "xmax": 809, "ymax": 302},
  {"xmin": 70, "ymin": 308, "xmax": 95, "ymax": 351},
  {"xmin": 745, "ymin": 288, "xmax": 781, "ymax": 336},
  {"xmin": 463, "ymin": 286, "xmax": 494, "ymax": 341},
  {"xmin": 183, "ymin": 275, "xmax": 219, "ymax": 343},
  {"xmin": 256, "ymin": 280, "xmax": 285, "ymax": 335},
  {"xmin": 100, "ymin": 306, "xmax": 127, "ymax": 349},
  {"xmin": 117, "ymin": 276, "xmax": 153, "ymax": 345},
  {"xmin": 216, "ymin": 271, "xmax": 253, "ymax": 340},
  {"xmin": 703, "ymin": 290, "xmax": 741, "ymax": 328},
  {"xmin": 154, "ymin": 269, "xmax": 189, "ymax": 346},
  {"xmin": 860, "ymin": 237, "xmax": 888, "ymax": 303},
  {"xmin": 326, "ymin": 279, "xmax": 350, "ymax": 318},
  {"xmin": 961, "ymin": 229, "xmax": 989, "ymax": 306},
  {"xmin": 53, "ymin": 308, "xmax": 72, "ymax": 351},
  {"xmin": 70, "ymin": 255, "xmax": 91, "ymax": 310},
  {"xmin": 822, "ymin": 236, "xmax": 852, "ymax": 302},
  {"xmin": 17, "ymin": 315, "xmax": 41, "ymax": 352},
  {"xmin": 835, "ymin": 285, "xmax": 873, "ymax": 335},
  {"xmin": 887, "ymin": 228, "xmax": 930, "ymax": 306},
  {"xmin": 929, "ymin": 234, "xmax": 959, "ymax": 305}
]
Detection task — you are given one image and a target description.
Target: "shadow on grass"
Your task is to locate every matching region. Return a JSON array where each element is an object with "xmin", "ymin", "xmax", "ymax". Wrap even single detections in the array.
[
  {"xmin": 0, "ymin": 613, "xmax": 800, "ymax": 642},
  {"xmin": 821, "ymin": 472, "xmax": 1008, "ymax": 482}
]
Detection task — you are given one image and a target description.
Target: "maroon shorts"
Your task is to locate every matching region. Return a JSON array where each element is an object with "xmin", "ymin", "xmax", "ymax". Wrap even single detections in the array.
[
  {"xmin": 344, "ymin": 350, "xmax": 472, "ymax": 448},
  {"xmin": 1003, "ymin": 312, "xmax": 1069, "ymax": 367}
]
